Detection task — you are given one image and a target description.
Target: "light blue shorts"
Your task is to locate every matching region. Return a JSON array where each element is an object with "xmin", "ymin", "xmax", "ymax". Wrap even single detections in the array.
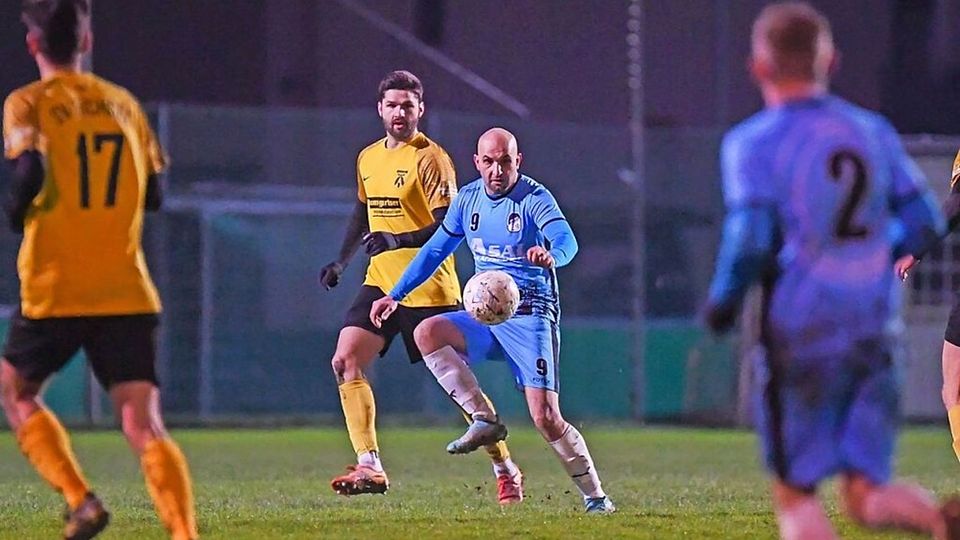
[{"xmin": 441, "ymin": 311, "xmax": 560, "ymax": 392}]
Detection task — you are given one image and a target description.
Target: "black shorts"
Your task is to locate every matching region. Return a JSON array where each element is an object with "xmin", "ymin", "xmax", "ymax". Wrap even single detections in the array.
[
  {"xmin": 947, "ymin": 294, "xmax": 960, "ymax": 347},
  {"xmin": 3, "ymin": 311, "xmax": 159, "ymax": 389},
  {"xmin": 343, "ymin": 285, "xmax": 458, "ymax": 363}
]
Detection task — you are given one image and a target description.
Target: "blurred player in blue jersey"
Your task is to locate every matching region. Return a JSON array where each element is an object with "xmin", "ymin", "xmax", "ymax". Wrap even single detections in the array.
[
  {"xmin": 704, "ymin": 3, "xmax": 960, "ymax": 539},
  {"xmin": 369, "ymin": 127, "xmax": 615, "ymax": 514}
]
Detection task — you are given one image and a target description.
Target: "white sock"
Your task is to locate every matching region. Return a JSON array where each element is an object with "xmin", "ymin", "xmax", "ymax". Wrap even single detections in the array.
[
  {"xmin": 776, "ymin": 497, "xmax": 837, "ymax": 540},
  {"xmin": 492, "ymin": 457, "xmax": 520, "ymax": 478},
  {"xmin": 547, "ymin": 424, "xmax": 604, "ymax": 499},
  {"xmin": 357, "ymin": 451, "xmax": 383, "ymax": 472},
  {"xmin": 423, "ymin": 346, "xmax": 496, "ymax": 422}
]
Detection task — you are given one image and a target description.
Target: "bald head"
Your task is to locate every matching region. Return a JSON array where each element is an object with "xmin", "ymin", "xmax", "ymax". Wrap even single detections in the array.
[
  {"xmin": 475, "ymin": 127, "xmax": 523, "ymax": 197},
  {"xmin": 751, "ymin": 2, "xmax": 834, "ymax": 84},
  {"xmin": 477, "ymin": 127, "xmax": 518, "ymax": 155}
]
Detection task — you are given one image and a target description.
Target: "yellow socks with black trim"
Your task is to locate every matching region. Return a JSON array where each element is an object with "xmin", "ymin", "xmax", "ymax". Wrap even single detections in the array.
[
  {"xmin": 16, "ymin": 408, "xmax": 90, "ymax": 510},
  {"xmin": 949, "ymin": 405, "xmax": 960, "ymax": 462},
  {"xmin": 339, "ymin": 379, "xmax": 378, "ymax": 456},
  {"xmin": 141, "ymin": 438, "xmax": 198, "ymax": 540}
]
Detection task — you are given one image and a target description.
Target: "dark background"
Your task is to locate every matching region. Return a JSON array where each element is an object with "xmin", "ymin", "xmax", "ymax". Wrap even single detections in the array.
[{"xmin": 0, "ymin": 0, "xmax": 956, "ymax": 131}]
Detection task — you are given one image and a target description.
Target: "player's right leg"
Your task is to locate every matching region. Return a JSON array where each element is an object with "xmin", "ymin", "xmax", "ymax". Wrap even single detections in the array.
[
  {"xmin": 771, "ymin": 481, "xmax": 836, "ymax": 540},
  {"xmin": 413, "ymin": 313, "xmax": 507, "ymax": 454},
  {"xmin": 329, "ymin": 326, "xmax": 388, "ymax": 495},
  {"xmin": 0, "ymin": 314, "xmax": 107, "ymax": 539}
]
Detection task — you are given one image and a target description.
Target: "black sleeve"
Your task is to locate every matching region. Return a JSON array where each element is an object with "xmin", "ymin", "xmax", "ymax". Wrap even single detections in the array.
[
  {"xmin": 395, "ymin": 206, "xmax": 448, "ymax": 248},
  {"xmin": 914, "ymin": 183, "xmax": 960, "ymax": 259},
  {"xmin": 337, "ymin": 199, "xmax": 370, "ymax": 265},
  {"xmin": 5, "ymin": 150, "xmax": 44, "ymax": 233},
  {"xmin": 145, "ymin": 173, "xmax": 163, "ymax": 212}
]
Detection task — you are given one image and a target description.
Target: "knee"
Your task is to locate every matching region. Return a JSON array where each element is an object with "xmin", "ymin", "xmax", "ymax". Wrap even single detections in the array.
[
  {"xmin": 944, "ymin": 385, "xmax": 958, "ymax": 409},
  {"xmin": 331, "ymin": 352, "xmax": 363, "ymax": 382},
  {"xmin": 530, "ymin": 405, "xmax": 565, "ymax": 439},
  {"xmin": 0, "ymin": 366, "xmax": 37, "ymax": 408},
  {"xmin": 121, "ymin": 416, "xmax": 164, "ymax": 453},
  {"xmin": 413, "ymin": 317, "xmax": 444, "ymax": 353}
]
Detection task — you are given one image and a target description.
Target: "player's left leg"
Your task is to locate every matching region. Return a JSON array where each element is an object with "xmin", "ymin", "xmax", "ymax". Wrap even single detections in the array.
[
  {"xmin": 941, "ymin": 299, "xmax": 960, "ymax": 464},
  {"xmin": 90, "ymin": 315, "xmax": 197, "ymax": 540},
  {"xmin": 495, "ymin": 316, "xmax": 613, "ymax": 513},
  {"xmin": 523, "ymin": 387, "xmax": 613, "ymax": 514},
  {"xmin": 837, "ymin": 341, "xmax": 955, "ymax": 539},
  {"xmin": 838, "ymin": 473, "xmax": 948, "ymax": 538},
  {"xmin": 110, "ymin": 381, "xmax": 197, "ymax": 540}
]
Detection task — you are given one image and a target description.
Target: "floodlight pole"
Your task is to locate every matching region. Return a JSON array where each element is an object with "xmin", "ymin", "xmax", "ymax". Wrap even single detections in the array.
[{"xmin": 627, "ymin": 0, "xmax": 646, "ymax": 421}]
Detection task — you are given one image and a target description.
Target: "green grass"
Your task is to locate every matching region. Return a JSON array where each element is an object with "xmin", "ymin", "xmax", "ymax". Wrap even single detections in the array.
[{"xmin": 0, "ymin": 426, "xmax": 956, "ymax": 539}]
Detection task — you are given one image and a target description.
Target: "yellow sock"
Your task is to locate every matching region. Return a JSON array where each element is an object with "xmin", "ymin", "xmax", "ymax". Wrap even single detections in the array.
[
  {"xmin": 471, "ymin": 393, "xmax": 510, "ymax": 463},
  {"xmin": 141, "ymin": 438, "xmax": 198, "ymax": 540},
  {"xmin": 17, "ymin": 408, "xmax": 90, "ymax": 509},
  {"xmin": 949, "ymin": 405, "xmax": 960, "ymax": 463},
  {"xmin": 339, "ymin": 379, "xmax": 378, "ymax": 455}
]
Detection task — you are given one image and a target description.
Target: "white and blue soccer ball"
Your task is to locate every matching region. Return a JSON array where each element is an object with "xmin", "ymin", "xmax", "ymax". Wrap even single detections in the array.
[{"xmin": 463, "ymin": 270, "xmax": 520, "ymax": 325}]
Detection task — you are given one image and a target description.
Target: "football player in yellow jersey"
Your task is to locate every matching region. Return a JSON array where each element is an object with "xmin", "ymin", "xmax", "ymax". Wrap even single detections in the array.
[
  {"xmin": 319, "ymin": 70, "xmax": 524, "ymax": 503},
  {"xmin": 0, "ymin": 1, "xmax": 197, "ymax": 539},
  {"xmin": 897, "ymin": 148, "xmax": 960, "ymax": 468}
]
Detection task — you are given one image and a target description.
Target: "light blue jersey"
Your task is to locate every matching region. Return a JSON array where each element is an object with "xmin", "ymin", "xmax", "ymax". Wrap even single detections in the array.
[
  {"xmin": 389, "ymin": 174, "xmax": 578, "ymax": 391},
  {"xmin": 706, "ymin": 94, "xmax": 945, "ymax": 489},
  {"xmin": 709, "ymin": 94, "xmax": 943, "ymax": 358},
  {"xmin": 442, "ymin": 175, "xmax": 569, "ymax": 322}
]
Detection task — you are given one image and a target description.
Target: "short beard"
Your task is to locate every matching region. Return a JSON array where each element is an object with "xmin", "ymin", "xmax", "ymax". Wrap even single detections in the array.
[{"xmin": 384, "ymin": 121, "xmax": 416, "ymax": 141}]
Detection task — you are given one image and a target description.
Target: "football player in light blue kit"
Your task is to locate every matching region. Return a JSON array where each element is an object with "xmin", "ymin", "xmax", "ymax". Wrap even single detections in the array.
[
  {"xmin": 370, "ymin": 127, "xmax": 614, "ymax": 514},
  {"xmin": 703, "ymin": 3, "xmax": 960, "ymax": 539}
]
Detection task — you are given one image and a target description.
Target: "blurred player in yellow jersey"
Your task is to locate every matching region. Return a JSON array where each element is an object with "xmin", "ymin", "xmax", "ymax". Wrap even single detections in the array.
[
  {"xmin": 318, "ymin": 70, "xmax": 524, "ymax": 503},
  {"xmin": 897, "ymin": 149, "xmax": 960, "ymax": 468},
  {"xmin": 0, "ymin": 1, "xmax": 197, "ymax": 538}
]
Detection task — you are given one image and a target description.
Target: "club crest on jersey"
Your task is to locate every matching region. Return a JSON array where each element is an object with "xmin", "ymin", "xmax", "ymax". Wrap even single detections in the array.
[
  {"xmin": 507, "ymin": 213, "xmax": 522, "ymax": 233},
  {"xmin": 394, "ymin": 169, "xmax": 408, "ymax": 188}
]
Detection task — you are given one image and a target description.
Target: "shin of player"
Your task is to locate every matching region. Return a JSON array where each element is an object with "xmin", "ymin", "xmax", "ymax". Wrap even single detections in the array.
[
  {"xmin": 372, "ymin": 128, "xmax": 613, "ymax": 513},
  {"xmin": 3, "ymin": 2, "xmax": 197, "ymax": 538}
]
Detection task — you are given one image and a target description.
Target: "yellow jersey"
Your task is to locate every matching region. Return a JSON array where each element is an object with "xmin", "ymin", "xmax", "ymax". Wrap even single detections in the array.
[
  {"xmin": 356, "ymin": 132, "xmax": 460, "ymax": 307},
  {"xmin": 3, "ymin": 72, "xmax": 164, "ymax": 318}
]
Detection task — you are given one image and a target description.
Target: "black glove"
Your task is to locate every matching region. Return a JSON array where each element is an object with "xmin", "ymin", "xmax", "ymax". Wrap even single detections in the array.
[
  {"xmin": 318, "ymin": 261, "xmax": 344, "ymax": 290},
  {"xmin": 702, "ymin": 300, "xmax": 737, "ymax": 335},
  {"xmin": 362, "ymin": 232, "xmax": 400, "ymax": 257}
]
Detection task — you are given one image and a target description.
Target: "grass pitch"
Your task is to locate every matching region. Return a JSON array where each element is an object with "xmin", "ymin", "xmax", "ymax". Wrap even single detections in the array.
[{"xmin": 0, "ymin": 426, "xmax": 955, "ymax": 539}]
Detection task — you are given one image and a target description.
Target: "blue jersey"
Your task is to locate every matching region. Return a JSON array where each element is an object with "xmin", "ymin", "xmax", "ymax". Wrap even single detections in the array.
[
  {"xmin": 390, "ymin": 174, "xmax": 578, "ymax": 323},
  {"xmin": 442, "ymin": 175, "xmax": 568, "ymax": 320},
  {"xmin": 708, "ymin": 94, "xmax": 944, "ymax": 357}
]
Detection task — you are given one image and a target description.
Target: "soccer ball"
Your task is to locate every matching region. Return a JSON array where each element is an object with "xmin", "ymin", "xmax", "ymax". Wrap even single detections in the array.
[{"xmin": 463, "ymin": 270, "xmax": 520, "ymax": 325}]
